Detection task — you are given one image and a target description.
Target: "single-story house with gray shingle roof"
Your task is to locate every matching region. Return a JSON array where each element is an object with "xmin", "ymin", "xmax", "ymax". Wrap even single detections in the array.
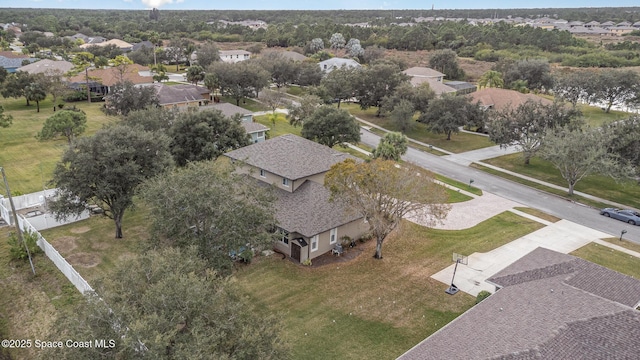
[
  {"xmin": 0, "ymin": 56, "xmax": 35, "ymax": 73},
  {"xmin": 225, "ymin": 134, "xmax": 368, "ymax": 262},
  {"xmin": 398, "ymin": 247, "xmax": 640, "ymax": 360},
  {"xmin": 203, "ymin": 102, "xmax": 269, "ymax": 143},
  {"xmin": 318, "ymin": 57, "xmax": 361, "ymax": 74},
  {"xmin": 153, "ymin": 83, "xmax": 210, "ymax": 109},
  {"xmin": 17, "ymin": 59, "xmax": 74, "ymax": 75}
]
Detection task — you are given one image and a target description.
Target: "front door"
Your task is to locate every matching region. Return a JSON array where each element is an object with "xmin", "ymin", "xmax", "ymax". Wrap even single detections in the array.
[{"xmin": 291, "ymin": 243, "xmax": 301, "ymax": 262}]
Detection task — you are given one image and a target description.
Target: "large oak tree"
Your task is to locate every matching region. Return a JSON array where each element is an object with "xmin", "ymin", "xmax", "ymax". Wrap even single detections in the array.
[
  {"xmin": 301, "ymin": 105, "xmax": 361, "ymax": 148},
  {"xmin": 49, "ymin": 125, "xmax": 173, "ymax": 238},
  {"xmin": 325, "ymin": 159, "xmax": 450, "ymax": 259}
]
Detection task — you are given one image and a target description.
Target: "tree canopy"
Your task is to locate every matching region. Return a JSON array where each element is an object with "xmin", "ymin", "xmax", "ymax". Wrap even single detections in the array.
[
  {"xmin": 325, "ymin": 159, "xmax": 449, "ymax": 259},
  {"xmin": 168, "ymin": 110, "xmax": 250, "ymax": 166},
  {"xmin": 418, "ymin": 95, "xmax": 485, "ymax": 140},
  {"xmin": 49, "ymin": 125, "xmax": 173, "ymax": 238},
  {"xmin": 37, "ymin": 108, "xmax": 87, "ymax": 144},
  {"xmin": 140, "ymin": 161, "xmax": 276, "ymax": 273},
  {"xmin": 301, "ymin": 105, "xmax": 361, "ymax": 148},
  {"xmin": 371, "ymin": 132, "xmax": 408, "ymax": 161},
  {"xmin": 0, "ymin": 105, "xmax": 12, "ymax": 129},
  {"xmin": 103, "ymin": 81, "xmax": 159, "ymax": 116},
  {"xmin": 43, "ymin": 247, "xmax": 289, "ymax": 359}
]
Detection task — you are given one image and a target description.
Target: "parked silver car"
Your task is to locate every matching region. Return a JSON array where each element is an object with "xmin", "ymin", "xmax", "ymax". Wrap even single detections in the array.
[{"xmin": 600, "ymin": 208, "xmax": 640, "ymax": 225}]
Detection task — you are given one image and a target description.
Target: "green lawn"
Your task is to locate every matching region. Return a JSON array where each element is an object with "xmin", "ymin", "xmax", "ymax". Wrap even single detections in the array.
[
  {"xmin": 513, "ymin": 207, "xmax": 561, "ymax": 223},
  {"xmin": 235, "ymin": 212, "xmax": 544, "ymax": 360},
  {"xmin": 255, "ymin": 113, "xmax": 300, "ymax": 137},
  {"xmin": 220, "ymin": 96, "xmax": 269, "ymax": 112},
  {"xmin": 571, "ymin": 242, "xmax": 640, "ymax": 279},
  {"xmin": 578, "ymin": 104, "xmax": 630, "ymax": 127},
  {"xmin": 482, "ymin": 153, "xmax": 640, "ymax": 209},
  {"xmin": 602, "ymin": 237, "xmax": 640, "ymax": 254},
  {"xmin": 341, "ymin": 103, "xmax": 495, "ymax": 154},
  {"xmin": 0, "ymin": 96, "xmax": 118, "ymax": 194},
  {"xmin": 0, "ymin": 227, "xmax": 82, "ymax": 360}
]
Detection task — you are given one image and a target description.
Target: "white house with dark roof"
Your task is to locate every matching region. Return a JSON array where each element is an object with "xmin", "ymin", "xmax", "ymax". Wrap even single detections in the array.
[
  {"xmin": 403, "ymin": 67, "xmax": 457, "ymax": 96},
  {"xmin": 224, "ymin": 134, "xmax": 368, "ymax": 263},
  {"xmin": 398, "ymin": 247, "xmax": 640, "ymax": 360}
]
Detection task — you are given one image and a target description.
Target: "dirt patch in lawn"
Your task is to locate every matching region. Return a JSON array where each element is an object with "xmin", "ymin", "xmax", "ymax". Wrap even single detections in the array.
[
  {"xmin": 70, "ymin": 226, "xmax": 91, "ymax": 234},
  {"xmin": 91, "ymin": 241, "xmax": 112, "ymax": 251},
  {"xmin": 66, "ymin": 253, "xmax": 100, "ymax": 268},
  {"xmin": 54, "ymin": 236, "xmax": 78, "ymax": 254}
]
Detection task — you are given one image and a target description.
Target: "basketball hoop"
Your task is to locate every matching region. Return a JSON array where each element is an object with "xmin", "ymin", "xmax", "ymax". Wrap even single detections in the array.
[{"xmin": 445, "ymin": 253, "xmax": 468, "ymax": 295}]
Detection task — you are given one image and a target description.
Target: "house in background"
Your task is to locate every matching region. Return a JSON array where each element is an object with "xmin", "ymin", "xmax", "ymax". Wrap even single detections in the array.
[
  {"xmin": 318, "ymin": 57, "xmax": 361, "ymax": 74},
  {"xmin": 79, "ymin": 39, "xmax": 134, "ymax": 52},
  {"xmin": 154, "ymin": 83, "xmax": 210, "ymax": 109},
  {"xmin": 224, "ymin": 134, "xmax": 368, "ymax": 263},
  {"xmin": 398, "ymin": 247, "xmax": 640, "ymax": 359},
  {"xmin": 205, "ymin": 102, "xmax": 269, "ymax": 143},
  {"xmin": 68, "ymin": 64, "xmax": 153, "ymax": 96},
  {"xmin": 261, "ymin": 49, "xmax": 308, "ymax": 62},
  {"xmin": 17, "ymin": 59, "xmax": 74, "ymax": 75},
  {"xmin": 466, "ymin": 87, "xmax": 553, "ymax": 112},
  {"xmin": 219, "ymin": 50, "xmax": 251, "ymax": 63},
  {"xmin": 403, "ymin": 66, "xmax": 457, "ymax": 96},
  {"xmin": 0, "ymin": 51, "xmax": 35, "ymax": 73}
]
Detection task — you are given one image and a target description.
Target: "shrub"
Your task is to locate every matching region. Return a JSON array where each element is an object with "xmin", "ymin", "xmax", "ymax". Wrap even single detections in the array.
[
  {"xmin": 475, "ymin": 290, "xmax": 492, "ymax": 304},
  {"xmin": 8, "ymin": 230, "xmax": 42, "ymax": 261},
  {"xmin": 340, "ymin": 235, "xmax": 352, "ymax": 247},
  {"xmin": 358, "ymin": 232, "xmax": 373, "ymax": 243},
  {"xmin": 302, "ymin": 258, "xmax": 312, "ymax": 266},
  {"xmin": 238, "ymin": 248, "xmax": 254, "ymax": 263}
]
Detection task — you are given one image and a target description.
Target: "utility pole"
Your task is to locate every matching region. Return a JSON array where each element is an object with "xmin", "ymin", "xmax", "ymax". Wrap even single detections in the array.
[{"xmin": 1, "ymin": 167, "xmax": 36, "ymax": 275}]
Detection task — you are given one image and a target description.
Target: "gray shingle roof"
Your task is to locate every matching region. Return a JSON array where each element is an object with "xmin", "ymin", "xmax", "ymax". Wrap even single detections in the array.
[
  {"xmin": 0, "ymin": 56, "xmax": 34, "ymax": 69},
  {"xmin": 399, "ymin": 247, "xmax": 640, "ymax": 360},
  {"xmin": 241, "ymin": 122, "xmax": 269, "ymax": 134},
  {"xmin": 153, "ymin": 83, "xmax": 204, "ymax": 105},
  {"xmin": 225, "ymin": 134, "xmax": 355, "ymax": 180},
  {"xmin": 207, "ymin": 102, "xmax": 251, "ymax": 117},
  {"xmin": 272, "ymin": 180, "xmax": 362, "ymax": 237},
  {"xmin": 17, "ymin": 59, "xmax": 74, "ymax": 74}
]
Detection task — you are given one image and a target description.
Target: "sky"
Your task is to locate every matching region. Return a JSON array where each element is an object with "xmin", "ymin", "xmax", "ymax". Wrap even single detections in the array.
[{"xmin": 5, "ymin": 0, "xmax": 639, "ymax": 11}]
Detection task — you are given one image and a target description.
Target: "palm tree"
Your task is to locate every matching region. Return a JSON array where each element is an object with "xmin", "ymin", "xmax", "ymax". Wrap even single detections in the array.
[{"xmin": 478, "ymin": 70, "xmax": 504, "ymax": 89}]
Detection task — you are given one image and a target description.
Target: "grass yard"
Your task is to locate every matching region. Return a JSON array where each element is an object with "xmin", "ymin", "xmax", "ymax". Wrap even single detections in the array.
[
  {"xmin": 571, "ymin": 242, "xmax": 640, "ymax": 279},
  {"xmin": 220, "ymin": 96, "xmax": 269, "ymax": 112},
  {"xmin": 341, "ymin": 103, "xmax": 495, "ymax": 153},
  {"xmin": 513, "ymin": 207, "xmax": 561, "ymax": 223},
  {"xmin": 0, "ymin": 96, "xmax": 118, "ymax": 194},
  {"xmin": 0, "ymin": 227, "xmax": 82, "ymax": 360},
  {"xmin": 482, "ymin": 153, "xmax": 640, "ymax": 209},
  {"xmin": 579, "ymin": 104, "xmax": 630, "ymax": 127},
  {"xmin": 255, "ymin": 113, "xmax": 300, "ymax": 137},
  {"xmin": 602, "ymin": 237, "xmax": 640, "ymax": 254},
  {"xmin": 434, "ymin": 174, "xmax": 483, "ymax": 196},
  {"xmin": 234, "ymin": 212, "xmax": 544, "ymax": 360}
]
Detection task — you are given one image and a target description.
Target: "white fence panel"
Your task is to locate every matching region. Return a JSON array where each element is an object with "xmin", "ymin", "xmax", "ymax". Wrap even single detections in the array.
[{"xmin": 17, "ymin": 215, "xmax": 93, "ymax": 294}]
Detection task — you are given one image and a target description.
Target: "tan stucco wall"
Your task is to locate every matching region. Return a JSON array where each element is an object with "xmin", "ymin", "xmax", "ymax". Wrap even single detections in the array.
[
  {"xmin": 307, "ymin": 218, "xmax": 369, "ymax": 261},
  {"xmin": 292, "ymin": 172, "xmax": 325, "ymax": 191}
]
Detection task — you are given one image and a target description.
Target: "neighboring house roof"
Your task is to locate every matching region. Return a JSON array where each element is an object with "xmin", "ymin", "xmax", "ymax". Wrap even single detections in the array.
[
  {"xmin": 0, "ymin": 51, "xmax": 29, "ymax": 59},
  {"xmin": 68, "ymin": 66, "xmax": 152, "ymax": 87},
  {"xmin": 205, "ymin": 102, "xmax": 250, "ymax": 118},
  {"xmin": 241, "ymin": 121, "xmax": 269, "ymax": 134},
  {"xmin": 0, "ymin": 56, "xmax": 35, "ymax": 69},
  {"xmin": 403, "ymin": 67, "xmax": 445, "ymax": 78},
  {"xmin": 219, "ymin": 50, "xmax": 251, "ymax": 57},
  {"xmin": 132, "ymin": 41, "xmax": 154, "ymax": 51},
  {"xmin": 262, "ymin": 50, "xmax": 308, "ymax": 62},
  {"xmin": 409, "ymin": 77, "xmax": 456, "ymax": 95},
  {"xmin": 445, "ymin": 81, "xmax": 477, "ymax": 92},
  {"xmin": 80, "ymin": 39, "xmax": 133, "ymax": 50},
  {"xmin": 318, "ymin": 57, "xmax": 361, "ymax": 73},
  {"xmin": 153, "ymin": 83, "xmax": 205, "ymax": 105},
  {"xmin": 466, "ymin": 88, "xmax": 553, "ymax": 111},
  {"xmin": 225, "ymin": 134, "xmax": 355, "ymax": 180},
  {"xmin": 273, "ymin": 180, "xmax": 362, "ymax": 238},
  {"xmin": 17, "ymin": 59, "xmax": 74, "ymax": 74},
  {"xmin": 399, "ymin": 247, "xmax": 640, "ymax": 360}
]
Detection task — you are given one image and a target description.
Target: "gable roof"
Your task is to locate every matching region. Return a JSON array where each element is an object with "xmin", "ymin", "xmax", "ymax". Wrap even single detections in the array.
[
  {"xmin": 466, "ymin": 88, "xmax": 553, "ymax": 111},
  {"xmin": 272, "ymin": 180, "xmax": 362, "ymax": 238},
  {"xmin": 318, "ymin": 57, "xmax": 361, "ymax": 73},
  {"xmin": 79, "ymin": 39, "xmax": 133, "ymax": 50},
  {"xmin": 0, "ymin": 51, "xmax": 29, "ymax": 59},
  {"xmin": 399, "ymin": 247, "xmax": 640, "ymax": 360},
  {"xmin": 225, "ymin": 134, "xmax": 355, "ymax": 180},
  {"xmin": 17, "ymin": 59, "xmax": 74, "ymax": 74},
  {"xmin": 206, "ymin": 102, "xmax": 251, "ymax": 118},
  {"xmin": 68, "ymin": 66, "xmax": 152, "ymax": 87},
  {"xmin": 0, "ymin": 56, "xmax": 35, "ymax": 69},
  {"xmin": 409, "ymin": 77, "xmax": 456, "ymax": 95},
  {"xmin": 403, "ymin": 67, "xmax": 445, "ymax": 78}
]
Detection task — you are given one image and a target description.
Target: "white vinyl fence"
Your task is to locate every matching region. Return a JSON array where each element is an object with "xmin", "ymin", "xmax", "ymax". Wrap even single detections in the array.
[{"xmin": 17, "ymin": 215, "xmax": 93, "ymax": 294}]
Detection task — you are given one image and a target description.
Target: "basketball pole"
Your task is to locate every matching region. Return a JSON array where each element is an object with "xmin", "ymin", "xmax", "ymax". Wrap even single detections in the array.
[{"xmin": 445, "ymin": 259, "xmax": 461, "ymax": 295}]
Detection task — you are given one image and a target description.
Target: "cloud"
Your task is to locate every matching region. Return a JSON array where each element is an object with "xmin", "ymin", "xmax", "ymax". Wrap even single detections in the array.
[{"xmin": 141, "ymin": 0, "xmax": 174, "ymax": 7}]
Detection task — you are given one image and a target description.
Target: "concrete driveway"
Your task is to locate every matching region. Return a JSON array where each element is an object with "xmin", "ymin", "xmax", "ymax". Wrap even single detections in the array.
[{"xmin": 431, "ymin": 219, "xmax": 610, "ymax": 296}]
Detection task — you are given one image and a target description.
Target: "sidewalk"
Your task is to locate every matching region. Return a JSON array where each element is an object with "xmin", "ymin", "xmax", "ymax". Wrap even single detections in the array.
[{"xmin": 353, "ymin": 115, "xmax": 633, "ymax": 211}]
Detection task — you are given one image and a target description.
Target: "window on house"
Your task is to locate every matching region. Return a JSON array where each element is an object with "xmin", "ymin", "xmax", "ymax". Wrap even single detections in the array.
[
  {"xmin": 279, "ymin": 228, "xmax": 289, "ymax": 245},
  {"xmin": 282, "ymin": 178, "xmax": 289, "ymax": 187},
  {"xmin": 330, "ymin": 228, "xmax": 338, "ymax": 244},
  {"xmin": 311, "ymin": 235, "xmax": 318, "ymax": 251},
  {"xmin": 257, "ymin": 131, "xmax": 264, "ymax": 138},
  {"xmin": 260, "ymin": 169, "xmax": 265, "ymax": 178}
]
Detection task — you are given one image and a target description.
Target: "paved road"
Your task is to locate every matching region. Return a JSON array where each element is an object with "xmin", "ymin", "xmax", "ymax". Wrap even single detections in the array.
[{"xmin": 359, "ymin": 130, "xmax": 640, "ymax": 243}]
